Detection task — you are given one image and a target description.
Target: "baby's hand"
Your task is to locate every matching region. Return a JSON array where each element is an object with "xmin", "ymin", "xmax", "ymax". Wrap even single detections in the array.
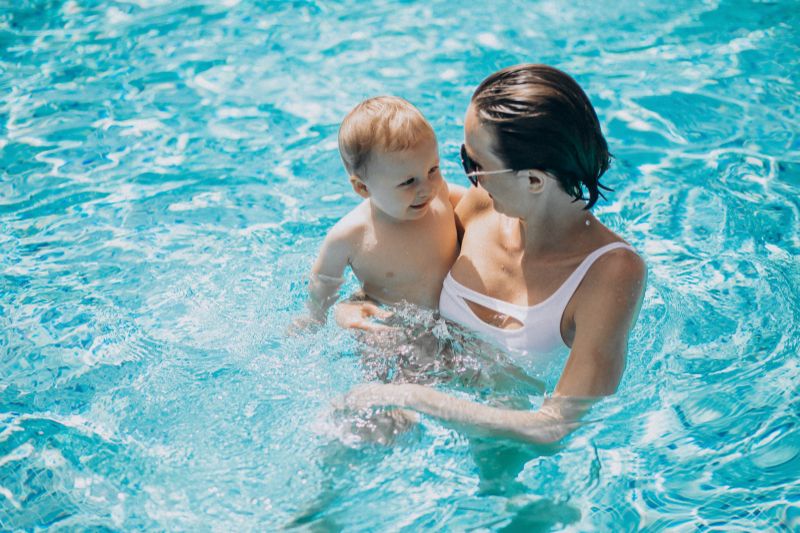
[{"xmin": 333, "ymin": 300, "xmax": 396, "ymax": 333}]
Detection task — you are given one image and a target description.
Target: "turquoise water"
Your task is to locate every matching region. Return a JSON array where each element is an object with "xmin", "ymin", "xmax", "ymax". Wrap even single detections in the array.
[{"xmin": 2, "ymin": 0, "xmax": 799, "ymax": 529}]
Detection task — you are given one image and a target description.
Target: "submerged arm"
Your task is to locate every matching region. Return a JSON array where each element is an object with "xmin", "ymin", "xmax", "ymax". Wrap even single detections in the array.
[
  {"xmin": 307, "ymin": 272, "xmax": 346, "ymax": 322},
  {"xmin": 341, "ymin": 383, "xmax": 588, "ymax": 444},
  {"xmin": 340, "ymin": 248, "xmax": 646, "ymax": 444}
]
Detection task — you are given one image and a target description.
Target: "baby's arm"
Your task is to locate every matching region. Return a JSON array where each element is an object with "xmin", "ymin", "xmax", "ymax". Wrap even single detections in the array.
[{"xmin": 306, "ymin": 221, "xmax": 354, "ymax": 323}]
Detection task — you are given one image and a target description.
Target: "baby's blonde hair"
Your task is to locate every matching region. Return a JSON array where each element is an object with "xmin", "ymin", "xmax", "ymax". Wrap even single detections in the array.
[{"xmin": 338, "ymin": 96, "xmax": 435, "ymax": 179}]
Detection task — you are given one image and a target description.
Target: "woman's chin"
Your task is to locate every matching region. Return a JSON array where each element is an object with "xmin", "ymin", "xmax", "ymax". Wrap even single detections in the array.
[{"xmin": 490, "ymin": 198, "xmax": 522, "ymax": 219}]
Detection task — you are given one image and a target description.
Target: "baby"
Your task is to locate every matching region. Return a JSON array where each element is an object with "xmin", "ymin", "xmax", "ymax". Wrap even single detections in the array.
[{"xmin": 303, "ymin": 96, "xmax": 464, "ymax": 325}]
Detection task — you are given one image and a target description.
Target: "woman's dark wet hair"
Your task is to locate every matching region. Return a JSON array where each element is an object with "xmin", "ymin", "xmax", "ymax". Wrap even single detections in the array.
[{"xmin": 472, "ymin": 64, "xmax": 612, "ymax": 209}]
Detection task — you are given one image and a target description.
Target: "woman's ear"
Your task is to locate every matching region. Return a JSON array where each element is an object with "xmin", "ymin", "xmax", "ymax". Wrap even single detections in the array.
[
  {"xmin": 526, "ymin": 170, "xmax": 548, "ymax": 194},
  {"xmin": 350, "ymin": 175, "xmax": 370, "ymax": 198}
]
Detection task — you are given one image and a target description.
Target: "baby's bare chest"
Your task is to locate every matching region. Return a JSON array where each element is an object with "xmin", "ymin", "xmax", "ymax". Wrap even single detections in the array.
[{"xmin": 351, "ymin": 209, "xmax": 458, "ymax": 304}]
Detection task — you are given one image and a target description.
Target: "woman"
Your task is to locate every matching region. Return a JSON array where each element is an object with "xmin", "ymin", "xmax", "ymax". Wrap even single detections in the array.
[{"xmin": 337, "ymin": 64, "xmax": 646, "ymax": 445}]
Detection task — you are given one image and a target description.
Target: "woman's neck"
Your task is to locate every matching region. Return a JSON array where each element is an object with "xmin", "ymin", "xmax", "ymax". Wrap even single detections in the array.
[{"xmin": 510, "ymin": 200, "xmax": 595, "ymax": 258}]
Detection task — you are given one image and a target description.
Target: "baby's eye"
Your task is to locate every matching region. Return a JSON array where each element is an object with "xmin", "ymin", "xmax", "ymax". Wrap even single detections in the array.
[
  {"xmin": 429, "ymin": 166, "xmax": 440, "ymax": 174},
  {"xmin": 399, "ymin": 177, "xmax": 415, "ymax": 187}
]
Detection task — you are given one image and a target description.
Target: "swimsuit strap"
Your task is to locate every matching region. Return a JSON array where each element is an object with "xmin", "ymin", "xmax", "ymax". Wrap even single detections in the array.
[{"xmin": 543, "ymin": 242, "xmax": 636, "ymax": 314}]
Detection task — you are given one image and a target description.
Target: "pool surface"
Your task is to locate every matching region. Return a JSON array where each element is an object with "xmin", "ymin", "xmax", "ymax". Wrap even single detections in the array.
[{"xmin": 1, "ymin": 0, "xmax": 799, "ymax": 530}]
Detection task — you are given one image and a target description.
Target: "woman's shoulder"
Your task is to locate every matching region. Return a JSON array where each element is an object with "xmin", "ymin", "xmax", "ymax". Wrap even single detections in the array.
[
  {"xmin": 578, "ymin": 238, "xmax": 646, "ymax": 305},
  {"xmin": 596, "ymin": 244, "xmax": 645, "ymax": 283},
  {"xmin": 454, "ymin": 186, "xmax": 494, "ymax": 226}
]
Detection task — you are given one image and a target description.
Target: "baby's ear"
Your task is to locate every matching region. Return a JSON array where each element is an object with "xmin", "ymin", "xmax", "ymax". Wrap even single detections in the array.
[{"xmin": 350, "ymin": 175, "xmax": 370, "ymax": 198}]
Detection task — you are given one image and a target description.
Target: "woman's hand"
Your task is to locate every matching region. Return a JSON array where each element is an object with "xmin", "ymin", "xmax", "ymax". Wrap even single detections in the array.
[
  {"xmin": 333, "ymin": 299, "xmax": 396, "ymax": 332},
  {"xmin": 332, "ymin": 384, "xmax": 421, "ymax": 445}
]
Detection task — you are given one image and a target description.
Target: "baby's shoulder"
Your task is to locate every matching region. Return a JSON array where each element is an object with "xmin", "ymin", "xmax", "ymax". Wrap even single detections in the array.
[{"xmin": 326, "ymin": 202, "xmax": 369, "ymax": 246}]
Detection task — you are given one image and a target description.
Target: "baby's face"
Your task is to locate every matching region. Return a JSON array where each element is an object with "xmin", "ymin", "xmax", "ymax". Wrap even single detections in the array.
[{"xmin": 361, "ymin": 137, "xmax": 442, "ymax": 222}]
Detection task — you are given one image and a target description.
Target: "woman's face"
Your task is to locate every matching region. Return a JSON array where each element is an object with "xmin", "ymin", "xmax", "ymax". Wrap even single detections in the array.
[{"xmin": 463, "ymin": 104, "xmax": 533, "ymax": 218}]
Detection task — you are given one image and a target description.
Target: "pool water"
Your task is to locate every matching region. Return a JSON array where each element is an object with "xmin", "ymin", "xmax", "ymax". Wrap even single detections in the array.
[{"xmin": 2, "ymin": 0, "xmax": 799, "ymax": 530}]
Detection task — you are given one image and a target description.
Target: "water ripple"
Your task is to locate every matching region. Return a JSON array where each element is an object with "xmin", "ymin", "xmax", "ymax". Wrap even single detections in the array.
[{"xmin": 1, "ymin": 0, "xmax": 799, "ymax": 529}]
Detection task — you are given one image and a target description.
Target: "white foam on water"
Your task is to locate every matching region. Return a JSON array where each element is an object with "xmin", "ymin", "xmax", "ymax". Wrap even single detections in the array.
[
  {"xmin": 106, "ymin": 6, "xmax": 132, "ymax": 24},
  {"xmin": 176, "ymin": 133, "xmax": 189, "ymax": 151},
  {"xmin": 0, "ymin": 486, "xmax": 20, "ymax": 509},
  {"xmin": 216, "ymin": 107, "xmax": 262, "ymax": 119},
  {"xmin": 439, "ymin": 69, "xmax": 458, "ymax": 81},
  {"xmin": 125, "ymin": 0, "xmax": 173, "ymax": 7},
  {"xmin": 193, "ymin": 74, "xmax": 225, "ymax": 94},
  {"xmin": 640, "ymin": 408, "xmax": 677, "ymax": 444},
  {"xmin": 235, "ymin": 222, "xmax": 280, "ymax": 237},
  {"xmin": 62, "ymin": 0, "xmax": 81, "ymax": 14},
  {"xmin": 0, "ymin": 442, "xmax": 34, "ymax": 468},
  {"xmin": 379, "ymin": 67, "xmax": 409, "ymax": 78},
  {"xmin": 208, "ymin": 122, "xmax": 250, "ymax": 140},
  {"xmin": 15, "ymin": 136, "xmax": 48, "ymax": 147},
  {"xmin": 168, "ymin": 191, "xmax": 225, "ymax": 212},
  {"xmin": 41, "ymin": 448, "xmax": 67, "ymax": 469},
  {"xmin": 281, "ymin": 100, "xmax": 325, "ymax": 123},
  {"xmin": 93, "ymin": 146, "xmax": 131, "ymax": 173},
  {"xmin": 476, "ymin": 32, "xmax": 501, "ymax": 48},
  {"xmin": 93, "ymin": 117, "xmax": 166, "ymax": 136},
  {"xmin": 154, "ymin": 155, "xmax": 185, "ymax": 166}
]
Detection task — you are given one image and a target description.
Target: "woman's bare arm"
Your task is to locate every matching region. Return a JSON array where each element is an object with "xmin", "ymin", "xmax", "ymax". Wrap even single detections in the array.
[{"xmin": 555, "ymin": 248, "xmax": 646, "ymax": 396}]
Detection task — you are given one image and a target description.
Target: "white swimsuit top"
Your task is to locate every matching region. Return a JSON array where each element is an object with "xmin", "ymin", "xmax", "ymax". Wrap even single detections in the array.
[{"xmin": 439, "ymin": 242, "xmax": 636, "ymax": 360}]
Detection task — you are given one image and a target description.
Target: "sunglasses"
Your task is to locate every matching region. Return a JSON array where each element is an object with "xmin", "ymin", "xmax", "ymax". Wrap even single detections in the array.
[{"xmin": 460, "ymin": 144, "xmax": 516, "ymax": 187}]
